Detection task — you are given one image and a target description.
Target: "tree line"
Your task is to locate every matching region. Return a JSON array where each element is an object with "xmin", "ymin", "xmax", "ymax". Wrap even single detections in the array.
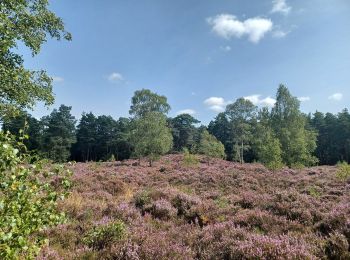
[{"xmin": 2, "ymin": 86, "xmax": 349, "ymax": 168}]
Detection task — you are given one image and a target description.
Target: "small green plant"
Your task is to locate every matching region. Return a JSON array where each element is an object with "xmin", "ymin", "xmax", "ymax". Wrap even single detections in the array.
[
  {"xmin": 307, "ymin": 185, "xmax": 322, "ymax": 198},
  {"xmin": 134, "ymin": 190, "xmax": 151, "ymax": 209},
  {"xmin": 83, "ymin": 220, "xmax": 126, "ymax": 250},
  {"xmin": 291, "ymin": 162, "xmax": 305, "ymax": 170},
  {"xmin": 0, "ymin": 131, "xmax": 72, "ymax": 259},
  {"xmin": 335, "ymin": 161, "xmax": 350, "ymax": 181},
  {"xmin": 182, "ymin": 148, "xmax": 199, "ymax": 167},
  {"xmin": 108, "ymin": 154, "xmax": 116, "ymax": 162},
  {"xmin": 214, "ymin": 197, "xmax": 230, "ymax": 209},
  {"xmin": 266, "ymin": 161, "xmax": 284, "ymax": 171}
]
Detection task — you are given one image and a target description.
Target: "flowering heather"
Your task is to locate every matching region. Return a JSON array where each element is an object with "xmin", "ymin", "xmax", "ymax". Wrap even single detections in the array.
[{"xmin": 38, "ymin": 155, "xmax": 350, "ymax": 259}]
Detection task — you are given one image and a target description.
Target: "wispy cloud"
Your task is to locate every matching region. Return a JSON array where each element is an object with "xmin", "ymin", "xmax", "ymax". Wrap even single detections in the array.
[
  {"xmin": 328, "ymin": 93, "xmax": 343, "ymax": 101},
  {"xmin": 52, "ymin": 76, "xmax": 64, "ymax": 83},
  {"xmin": 176, "ymin": 109, "xmax": 196, "ymax": 116},
  {"xmin": 244, "ymin": 94, "xmax": 276, "ymax": 107},
  {"xmin": 271, "ymin": 0, "xmax": 291, "ymax": 15},
  {"xmin": 204, "ymin": 97, "xmax": 228, "ymax": 112},
  {"xmin": 107, "ymin": 72, "xmax": 124, "ymax": 83},
  {"xmin": 298, "ymin": 96, "xmax": 310, "ymax": 102},
  {"xmin": 272, "ymin": 29, "xmax": 289, "ymax": 38},
  {"xmin": 207, "ymin": 14, "xmax": 273, "ymax": 43},
  {"xmin": 220, "ymin": 45, "xmax": 231, "ymax": 52}
]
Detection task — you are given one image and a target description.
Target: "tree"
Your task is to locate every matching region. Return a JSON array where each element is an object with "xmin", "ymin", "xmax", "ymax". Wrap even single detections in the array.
[
  {"xmin": 42, "ymin": 105, "xmax": 76, "ymax": 162},
  {"xmin": 73, "ymin": 112, "xmax": 98, "ymax": 161},
  {"xmin": 252, "ymin": 108, "xmax": 283, "ymax": 170},
  {"xmin": 225, "ymin": 98, "xmax": 257, "ymax": 163},
  {"xmin": 130, "ymin": 112, "xmax": 173, "ymax": 166},
  {"xmin": 0, "ymin": 0, "xmax": 71, "ymax": 118},
  {"xmin": 208, "ymin": 112, "xmax": 232, "ymax": 160},
  {"xmin": 129, "ymin": 89, "xmax": 171, "ymax": 118},
  {"xmin": 271, "ymin": 85, "xmax": 317, "ymax": 167},
  {"xmin": 170, "ymin": 113, "xmax": 200, "ymax": 151},
  {"xmin": 2, "ymin": 110, "xmax": 44, "ymax": 151},
  {"xmin": 198, "ymin": 130, "xmax": 225, "ymax": 165}
]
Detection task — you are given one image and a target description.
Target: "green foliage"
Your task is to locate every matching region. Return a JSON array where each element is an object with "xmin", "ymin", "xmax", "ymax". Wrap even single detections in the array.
[
  {"xmin": 208, "ymin": 112, "xmax": 233, "ymax": 160},
  {"xmin": 0, "ymin": 131, "xmax": 72, "ymax": 259},
  {"xmin": 182, "ymin": 148, "xmax": 199, "ymax": 167},
  {"xmin": 83, "ymin": 220, "xmax": 126, "ymax": 250},
  {"xmin": 73, "ymin": 113, "xmax": 132, "ymax": 162},
  {"xmin": 253, "ymin": 109, "xmax": 283, "ymax": 170},
  {"xmin": 310, "ymin": 109, "xmax": 350, "ymax": 165},
  {"xmin": 129, "ymin": 89, "xmax": 171, "ymax": 118},
  {"xmin": 225, "ymin": 98, "xmax": 257, "ymax": 163},
  {"xmin": 198, "ymin": 130, "xmax": 225, "ymax": 165},
  {"xmin": 134, "ymin": 191, "xmax": 151, "ymax": 209},
  {"xmin": 0, "ymin": 0, "xmax": 71, "ymax": 117},
  {"xmin": 307, "ymin": 186, "xmax": 322, "ymax": 198},
  {"xmin": 271, "ymin": 85, "xmax": 318, "ymax": 167},
  {"xmin": 2, "ymin": 110, "xmax": 44, "ymax": 152},
  {"xmin": 171, "ymin": 114, "xmax": 200, "ymax": 152},
  {"xmin": 335, "ymin": 161, "xmax": 350, "ymax": 181},
  {"xmin": 41, "ymin": 105, "xmax": 76, "ymax": 162},
  {"xmin": 130, "ymin": 112, "xmax": 173, "ymax": 166}
]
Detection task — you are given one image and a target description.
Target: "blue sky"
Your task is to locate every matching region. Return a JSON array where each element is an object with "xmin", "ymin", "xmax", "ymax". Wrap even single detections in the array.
[{"xmin": 21, "ymin": 0, "xmax": 350, "ymax": 124}]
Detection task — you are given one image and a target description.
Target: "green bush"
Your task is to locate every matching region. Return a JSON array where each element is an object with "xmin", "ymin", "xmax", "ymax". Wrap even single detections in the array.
[
  {"xmin": 0, "ymin": 131, "xmax": 72, "ymax": 259},
  {"xmin": 335, "ymin": 161, "xmax": 350, "ymax": 181},
  {"xmin": 83, "ymin": 220, "xmax": 126, "ymax": 250},
  {"xmin": 182, "ymin": 148, "xmax": 199, "ymax": 167},
  {"xmin": 134, "ymin": 190, "xmax": 151, "ymax": 209}
]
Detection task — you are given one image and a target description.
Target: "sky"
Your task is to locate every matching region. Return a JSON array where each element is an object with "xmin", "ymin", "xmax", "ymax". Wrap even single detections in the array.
[{"xmin": 21, "ymin": 0, "xmax": 350, "ymax": 124}]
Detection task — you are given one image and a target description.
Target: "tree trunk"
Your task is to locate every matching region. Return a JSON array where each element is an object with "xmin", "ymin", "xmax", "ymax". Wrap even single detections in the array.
[
  {"xmin": 149, "ymin": 160, "xmax": 152, "ymax": 167},
  {"xmin": 241, "ymin": 140, "xmax": 244, "ymax": 164}
]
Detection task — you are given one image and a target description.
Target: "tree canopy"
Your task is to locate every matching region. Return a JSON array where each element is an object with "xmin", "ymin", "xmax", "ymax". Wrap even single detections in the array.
[
  {"xmin": 0, "ymin": 0, "xmax": 71, "ymax": 117},
  {"xmin": 129, "ymin": 89, "xmax": 170, "ymax": 118}
]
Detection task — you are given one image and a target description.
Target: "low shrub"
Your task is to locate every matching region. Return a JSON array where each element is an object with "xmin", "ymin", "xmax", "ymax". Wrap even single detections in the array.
[
  {"xmin": 336, "ymin": 161, "xmax": 350, "ymax": 181},
  {"xmin": 83, "ymin": 219, "xmax": 126, "ymax": 250},
  {"xmin": 325, "ymin": 232, "xmax": 350, "ymax": 259},
  {"xmin": 148, "ymin": 199, "xmax": 177, "ymax": 220},
  {"xmin": 182, "ymin": 148, "xmax": 199, "ymax": 167}
]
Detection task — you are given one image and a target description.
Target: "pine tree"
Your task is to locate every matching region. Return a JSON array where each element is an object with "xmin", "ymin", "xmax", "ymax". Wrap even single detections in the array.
[{"xmin": 42, "ymin": 105, "xmax": 76, "ymax": 162}]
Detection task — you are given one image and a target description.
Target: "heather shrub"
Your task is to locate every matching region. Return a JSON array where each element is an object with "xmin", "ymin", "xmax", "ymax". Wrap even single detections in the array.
[
  {"xmin": 83, "ymin": 219, "xmax": 126, "ymax": 250},
  {"xmin": 134, "ymin": 190, "xmax": 151, "ymax": 210},
  {"xmin": 172, "ymin": 193, "xmax": 201, "ymax": 216},
  {"xmin": 325, "ymin": 232, "xmax": 350, "ymax": 259},
  {"xmin": 336, "ymin": 161, "xmax": 350, "ymax": 181},
  {"xmin": 148, "ymin": 199, "xmax": 177, "ymax": 220}
]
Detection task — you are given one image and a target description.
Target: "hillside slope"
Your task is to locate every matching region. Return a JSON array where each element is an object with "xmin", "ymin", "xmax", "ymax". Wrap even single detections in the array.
[{"xmin": 39, "ymin": 155, "xmax": 350, "ymax": 259}]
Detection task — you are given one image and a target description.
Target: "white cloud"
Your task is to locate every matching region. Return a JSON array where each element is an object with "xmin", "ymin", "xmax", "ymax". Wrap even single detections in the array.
[
  {"xmin": 207, "ymin": 14, "xmax": 273, "ymax": 43},
  {"xmin": 298, "ymin": 96, "xmax": 310, "ymax": 102},
  {"xmin": 244, "ymin": 94, "xmax": 276, "ymax": 107},
  {"xmin": 176, "ymin": 109, "xmax": 196, "ymax": 116},
  {"xmin": 108, "ymin": 72, "xmax": 124, "ymax": 83},
  {"xmin": 204, "ymin": 97, "xmax": 228, "ymax": 112},
  {"xmin": 271, "ymin": 0, "xmax": 291, "ymax": 15},
  {"xmin": 328, "ymin": 93, "xmax": 343, "ymax": 101},
  {"xmin": 52, "ymin": 76, "xmax": 64, "ymax": 83},
  {"xmin": 272, "ymin": 30, "xmax": 289, "ymax": 38}
]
